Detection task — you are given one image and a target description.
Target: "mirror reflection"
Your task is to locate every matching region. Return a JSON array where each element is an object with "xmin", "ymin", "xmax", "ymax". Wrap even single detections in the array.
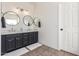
[
  {"xmin": 3, "ymin": 11, "xmax": 20, "ymax": 26},
  {"xmin": 23, "ymin": 15, "xmax": 33, "ymax": 26},
  {"xmin": 34, "ymin": 17, "xmax": 41, "ymax": 27}
]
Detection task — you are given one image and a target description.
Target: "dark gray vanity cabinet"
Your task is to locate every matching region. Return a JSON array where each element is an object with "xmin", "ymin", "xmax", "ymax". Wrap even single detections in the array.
[
  {"xmin": 1, "ymin": 31, "xmax": 38, "ymax": 55},
  {"xmin": 15, "ymin": 34, "xmax": 23, "ymax": 49},
  {"xmin": 1, "ymin": 35, "xmax": 6, "ymax": 55},
  {"xmin": 5, "ymin": 35, "xmax": 16, "ymax": 52},
  {"xmin": 22, "ymin": 32, "xmax": 38, "ymax": 46},
  {"xmin": 28, "ymin": 32, "xmax": 34, "ymax": 45},
  {"xmin": 22, "ymin": 33, "xmax": 29, "ymax": 47},
  {"xmin": 34, "ymin": 32, "xmax": 38, "ymax": 43},
  {"xmin": 28, "ymin": 32, "xmax": 38, "ymax": 45}
]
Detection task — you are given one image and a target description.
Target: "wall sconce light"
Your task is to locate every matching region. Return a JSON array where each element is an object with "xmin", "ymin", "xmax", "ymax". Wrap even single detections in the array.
[
  {"xmin": 13, "ymin": 8, "xmax": 20, "ymax": 14},
  {"xmin": 14, "ymin": 7, "xmax": 30, "ymax": 15},
  {"xmin": 23, "ymin": 10, "xmax": 29, "ymax": 15}
]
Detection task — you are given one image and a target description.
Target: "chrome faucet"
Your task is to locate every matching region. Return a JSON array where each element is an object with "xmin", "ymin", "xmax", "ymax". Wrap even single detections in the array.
[{"xmin": 20, "ymin": 28, "xmax": 23, "ymax": 32}]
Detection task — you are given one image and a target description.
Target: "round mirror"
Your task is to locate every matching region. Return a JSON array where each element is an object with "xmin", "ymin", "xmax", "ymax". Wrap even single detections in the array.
[
  {"xmin": 3, "ymin": 11, "xmax": 20, "ymax": 26},
  {"xmin": 34, "ymin": 17, "xmax": 41, "ymax": 27},
  {"xmin": 23, "ymin": 15, "xmax": 33, "ymax": 26}
]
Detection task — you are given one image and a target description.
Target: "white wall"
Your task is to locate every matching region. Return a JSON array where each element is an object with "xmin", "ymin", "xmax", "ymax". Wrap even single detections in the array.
[
  {"xmin": 0, "ymin": 2, "xmax": 60, "ymax": 55},
  {"xmin": 1, "ymin": 2, "xmax": 36, "ymax": 35},
  {"xmin": 34, "ymin": 2, "xmax": 59, "ymax": 49},
  {"xmin": 0, "ymin": 2, "xmax": 35, "ymax": 55}
]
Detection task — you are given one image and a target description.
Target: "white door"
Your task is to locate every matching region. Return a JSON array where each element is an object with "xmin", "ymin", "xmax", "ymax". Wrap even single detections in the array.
[{"xmin": 59, "ymin": 3, "xmax": 79, "ymax": 55}]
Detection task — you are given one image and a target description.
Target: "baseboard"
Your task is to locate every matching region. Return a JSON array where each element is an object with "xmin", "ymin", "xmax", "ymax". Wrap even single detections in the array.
[{"xmin": 61, "ymin": 50, "xmax": 79, "ymax": 56}]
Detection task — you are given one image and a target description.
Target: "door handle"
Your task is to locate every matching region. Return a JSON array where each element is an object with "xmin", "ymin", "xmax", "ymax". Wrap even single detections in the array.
[{"xmin": 60, "ymin": 28, "xmax": 63, "ymax": 31}]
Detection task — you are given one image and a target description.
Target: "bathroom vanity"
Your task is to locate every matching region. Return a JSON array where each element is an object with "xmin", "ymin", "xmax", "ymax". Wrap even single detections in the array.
[
  {"xmin": 1, "ymin": 31, "xmax": 38, "ymax": 55},
  {"xmin": 0, "ymin": 10, "xmax": 41, "ymax": 55}
]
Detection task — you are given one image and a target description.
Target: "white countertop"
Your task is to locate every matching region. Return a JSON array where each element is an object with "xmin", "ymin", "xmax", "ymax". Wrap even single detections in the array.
[{"xmin": 1, "ymin": 28, "xmax": 39, "ymax": 35}]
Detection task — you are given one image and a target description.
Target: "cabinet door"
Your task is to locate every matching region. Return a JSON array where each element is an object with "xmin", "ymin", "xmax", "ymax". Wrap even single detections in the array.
[
  {"xmin": 28, "ymin": 32, "xmax": 34, "ymax": 45},
  {"xmin": 16, "ymin": 35, "xmax": 22, "ymax": 48},
  {"xmin": 22, "ymin": 33, "xmax": 29, "ymax": 46},
  {"xmin": 1, "ymin": 35, "xmax": 6, "ymax": 55},
  {"xmin": 6, "ymin": 35, "xmax": 16, "ymax": 52},
  {"xmin": 28, "ymin": 32, "xmax": 38, "ymax": 45},
  {"xmin": 34, "ymin": 32, "xmax": 38, "ymax": 43}
]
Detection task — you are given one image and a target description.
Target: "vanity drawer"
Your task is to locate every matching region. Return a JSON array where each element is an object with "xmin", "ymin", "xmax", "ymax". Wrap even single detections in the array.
[
  {"xmin": 28, "ymin": 32, "xmax": 33, "ymax": 45},
  {"xmin": 22, "ymin": 39, "xmax": 29, "ymax": 46},
  {"xmin": 28, "ymin": 32, "xmax": 38, "ymax": 45},
  {"xmin": 22, "ymin": 33, "xmax": 29, "ymax": 46},
  {"xmin": 16, "ymin": 37, "xmax": 22, "ymax": 48},
  {"xmin": 22, "ymin": 33, "xmax": 28, "ymax": 36}
]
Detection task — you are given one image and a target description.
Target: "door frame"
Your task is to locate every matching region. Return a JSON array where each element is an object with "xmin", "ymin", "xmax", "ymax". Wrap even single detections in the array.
[
  {"xmin": 58, "ymin": 3, "xmax": 63, "ymax": 50},
  {"xmin": 58, "ymin": 3, "xmax": 79, "ymax": 55}
]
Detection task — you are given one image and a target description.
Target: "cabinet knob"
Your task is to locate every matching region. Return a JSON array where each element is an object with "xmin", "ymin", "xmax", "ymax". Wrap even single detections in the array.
[{"xmin": 60, "ymin": 28, "xmax": 63, "ymax": 31}]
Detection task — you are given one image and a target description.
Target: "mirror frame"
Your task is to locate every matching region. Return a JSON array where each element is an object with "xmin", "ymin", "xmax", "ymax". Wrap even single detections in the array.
[
  {"xmin": 23, "ymin": 15, "xmax": 33, "ymax": 26},
  {"xmin": 33, "ymin": 17, "xmax": 41, "ymax": 27},
  {"xmin": 3, "ymin": 11, "xmax": 20, "ymax": 26}
]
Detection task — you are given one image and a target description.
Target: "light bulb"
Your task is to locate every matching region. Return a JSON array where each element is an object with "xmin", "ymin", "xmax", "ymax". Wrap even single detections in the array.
[
  {"xmin": 23, "ymin": 10, "xmax": 30, "ymax": 15},
  {"xmin": 13, "ymin": 8, "xmax": 19, "ymax": 14}
]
